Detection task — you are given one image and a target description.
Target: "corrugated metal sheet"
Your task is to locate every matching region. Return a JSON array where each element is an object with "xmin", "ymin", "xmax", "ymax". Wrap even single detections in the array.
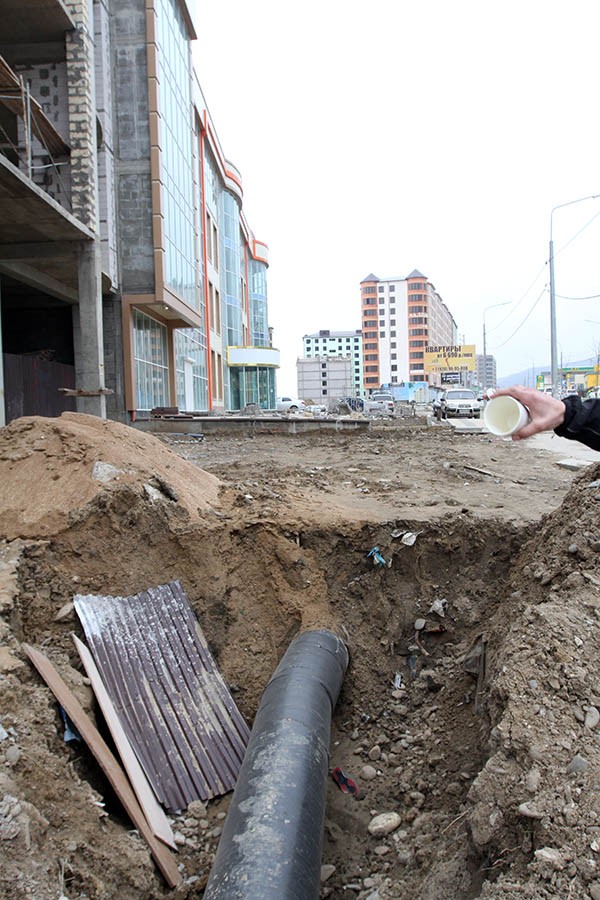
[{"xmin": 74, "ymin": 580, "xmax": 250, "ymax": 812}]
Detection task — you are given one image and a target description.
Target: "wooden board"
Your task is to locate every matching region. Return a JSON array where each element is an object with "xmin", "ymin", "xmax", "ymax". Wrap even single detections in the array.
[
  {"xmin": 22, "ymin": 643, "xmax": 181, "ymax": 889},
  {"xmin": 72, "ymin": 635, "xmax": 176, "ymax": 850}
]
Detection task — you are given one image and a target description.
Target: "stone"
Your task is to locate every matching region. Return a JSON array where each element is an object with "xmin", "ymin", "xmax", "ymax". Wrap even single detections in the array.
[
  {"xmin": 4, "ymin": 745, "xmax": 20, "ymax": 766},
  {"xmin": 361, "ymin": 765, "xmax": 378, "ymax": 781},
  {"xmin": 585, "ymin": 707, "xmax": 600, "ymax": 729},
  {"xmin": 566, "ymin": 754, "xmax": 589, "ymax": 775},
  {"xmin": 368, "ymin": 812, "xmax": 401, "ymax": 837},
  {"xmin": 534, "ymin": 847, "xmax": 565, "ymax": 870},
  {"xmin": 320, "ymin": 865, "xmax": 336, "ymax": 882},
  {"xmin": 589, "ymin": 883, "xmax": 600, "ymax": 900},
  {"xmin": 368, "ymin": 745, "xmax": 382, "ymax": 761},
  {"xmin": 518, "ymin": 802, "xmax": 544, "ymax": 819},
  {"xmin": 0, "ymin": 648, "xmax": 24, "ymax": 673},
  {"xmin": 525, "ymin": 767, "xmax": 541, "ymax": 793}
]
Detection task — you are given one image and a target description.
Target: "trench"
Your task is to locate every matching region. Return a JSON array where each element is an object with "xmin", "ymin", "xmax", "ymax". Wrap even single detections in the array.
[{"xmin": 13, "ymin": 496, "xmax": 533, "ymax": 899}]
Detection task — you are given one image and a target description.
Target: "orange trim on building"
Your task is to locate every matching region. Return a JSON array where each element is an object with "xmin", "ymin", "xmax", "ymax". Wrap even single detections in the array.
[{"xmin": 199, "ymin": 128, "xmax": 213, "ymax": 410}]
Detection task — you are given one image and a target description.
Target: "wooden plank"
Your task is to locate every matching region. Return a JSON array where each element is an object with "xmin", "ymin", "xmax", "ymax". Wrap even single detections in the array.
[
  {"xmin": 22, "ymin": 643, "xmax": 182, "ymax": 889},
  {"xmin": 72, "ymin": 635, "xmax": 176, "ymax": 850}
]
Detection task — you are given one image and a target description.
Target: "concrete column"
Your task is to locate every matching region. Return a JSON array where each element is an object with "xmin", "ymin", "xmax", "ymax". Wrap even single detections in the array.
[{"xmin": 73, "ymin": 239, "xmax": 106, "ymax": 417}]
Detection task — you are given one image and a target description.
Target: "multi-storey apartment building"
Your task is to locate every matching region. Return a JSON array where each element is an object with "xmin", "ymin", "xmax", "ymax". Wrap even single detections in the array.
[
  {"xmin": 302, "ymin": 329, "xmax": 363, "ymax": 396},
  {"xmin": 0, "ymin": 0, "xmax": 277, "ymax": 426},
  {"xmin": 296, "ymin": 356, "xmax": 353, "ymax": 403},
  {"xmin": 360, "ymin": 271, "xmax": 457, "ymax": 391},
  {"xmin": 475, "ymin": 354, "xmax": 497, "ymax": 390}
]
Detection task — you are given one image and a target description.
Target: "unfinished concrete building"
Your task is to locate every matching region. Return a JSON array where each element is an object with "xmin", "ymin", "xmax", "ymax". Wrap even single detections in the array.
[{"xmin": 0, "ymin": 0, "xmax": 277, "ymax": 425}]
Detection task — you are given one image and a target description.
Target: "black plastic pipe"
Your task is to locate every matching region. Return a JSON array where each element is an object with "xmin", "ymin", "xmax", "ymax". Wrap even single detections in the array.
[{"xmin": 204, "ymin": 629, "xmax": 349, "ymax": 900}]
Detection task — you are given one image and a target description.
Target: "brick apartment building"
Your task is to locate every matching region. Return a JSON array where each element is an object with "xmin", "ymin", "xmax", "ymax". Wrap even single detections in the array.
[{"xmin": 360, "ymin": 271, "xmax": 457, "ymax": 391}]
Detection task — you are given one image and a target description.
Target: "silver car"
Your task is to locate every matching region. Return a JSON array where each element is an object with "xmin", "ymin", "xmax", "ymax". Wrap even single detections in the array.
[{"xmin": 434, "ymin": 389, "xmax": 480, "ymax": 420}]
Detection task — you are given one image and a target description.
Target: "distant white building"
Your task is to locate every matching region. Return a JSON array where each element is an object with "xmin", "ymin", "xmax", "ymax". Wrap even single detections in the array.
[
  {"xmin": 302, "ymin": 329, "xmax": 363, "ymax": 396},
  {"xmin": 297, "ymin": 356, "xmax": 354, "ymax": 402},
  {"xmin": 475, "ymin": 354, "xmax": 497, "ymax": 389}
]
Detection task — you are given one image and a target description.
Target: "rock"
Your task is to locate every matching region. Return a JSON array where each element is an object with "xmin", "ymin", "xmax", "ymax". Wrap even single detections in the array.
[
  {"xmin": 92, "ymin": 461, "xmax": 124, "ymax": 482},
  {"xmin": 518, "ymin": 802, "xmax": 544, "ymax": 819},
  {"xmin": 368, "ymin": 745, "xmax": 382, "ymax": 761},
  {"xmin": 368, "ymin": 812, "xmax": 402, "ymax": 837},
  {"xmin": 361, "ymin": 765, "xmax": 378, "ymax": 781},
  {"xmin": 320, "ymin": 865, "xmax": 336, "ymax": 882},
  {"xmin": 173, "ymin": 831, "xmax": 186, "ymax": 846},
  {"xmin": 566, "ymin": 754, "xmax": 589, "ymax": 775},
  {"xmin": 414, "ymin": 619, "xmax": 426, "ymax": 631},
  {"xmin": 585, "ymin": 707, "xmax": 600, "ymax": 729},
  {"xmin": 534, "ymin": 846, "xmax": 565, "ymax": 870},
  {"xmin": 525, "ymin": 767, "xmax": 541, "ymax": 793},
  {"xmin": 0, "ymin": 648, "xmax": 24, "ymax": 673},
  {"xmin": 4, "ymin": 746, "xmax": 20, "ymax": 767},
  {"xmin": 589, "ymin": 883, "xmax": 600, "ymax": 900},
  {"xmin": 374, "ymin": 845, "xmax": 390, "ymax": 856}
]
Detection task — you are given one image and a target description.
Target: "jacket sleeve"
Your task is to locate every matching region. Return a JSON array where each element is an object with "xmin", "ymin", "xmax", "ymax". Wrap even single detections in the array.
[{"xmin": 554, "ymin": 397, "xmax": 600, "ymax": 451}]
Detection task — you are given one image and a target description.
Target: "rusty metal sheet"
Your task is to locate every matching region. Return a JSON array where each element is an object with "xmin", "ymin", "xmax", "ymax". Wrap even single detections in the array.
[{"xmin": 74, "ymin": 581, "xmax": 249, "ymax": 812}]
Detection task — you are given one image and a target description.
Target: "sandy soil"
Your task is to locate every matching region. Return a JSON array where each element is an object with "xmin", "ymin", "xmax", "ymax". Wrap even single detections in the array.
[{"xmin": 1, "ymin": 411, "xmax": 600, "ymax": 899}]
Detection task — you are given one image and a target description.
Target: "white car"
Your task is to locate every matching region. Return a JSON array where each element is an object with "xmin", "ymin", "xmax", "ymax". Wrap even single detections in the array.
[
  {"xmin": 364, "ymin": 392, "xmax": 395, "ymax": 416},
  {"xmin": 276, "ymin": 397, "xmax": 305, "ymax": 412}
]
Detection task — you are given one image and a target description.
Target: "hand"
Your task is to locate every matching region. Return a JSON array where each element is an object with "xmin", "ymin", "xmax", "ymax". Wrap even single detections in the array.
[{"xmin": 488, "ymin": 385, "xmax": 566, "ymax": 441}]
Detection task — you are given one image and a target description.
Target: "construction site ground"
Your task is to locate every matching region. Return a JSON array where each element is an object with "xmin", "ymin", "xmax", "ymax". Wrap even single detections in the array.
[{"xmin": 1, "ymin": 410, "xmax": 600, "ymax": 899}]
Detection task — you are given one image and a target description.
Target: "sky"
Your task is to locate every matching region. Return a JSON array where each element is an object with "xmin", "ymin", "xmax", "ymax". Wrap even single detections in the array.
[{"xmin": 192, "ymin": 0, "xmax": 600, "ymax": 394}]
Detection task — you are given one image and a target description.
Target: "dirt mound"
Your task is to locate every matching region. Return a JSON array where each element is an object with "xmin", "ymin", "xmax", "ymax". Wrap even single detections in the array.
[{"xmin": 0, "ymin": 413, "xmax": 222, "ymax": 540}]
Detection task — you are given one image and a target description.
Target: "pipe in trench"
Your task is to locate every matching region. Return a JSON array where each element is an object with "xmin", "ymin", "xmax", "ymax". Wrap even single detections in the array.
[{"xmin": 203, "ymin": 628, "xmax": 349, "ymax": 900}]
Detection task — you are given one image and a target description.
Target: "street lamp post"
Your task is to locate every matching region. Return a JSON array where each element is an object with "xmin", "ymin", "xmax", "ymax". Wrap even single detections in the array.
[
  {"xmin": 482, "ymin": 302, "xmax": 510, "ymax": 390},
  {"xmin": 549, "ymin": 192, "xmax": 600, "ymax": 397}
]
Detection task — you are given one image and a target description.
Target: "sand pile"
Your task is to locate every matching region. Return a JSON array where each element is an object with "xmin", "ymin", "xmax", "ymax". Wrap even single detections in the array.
[{"xmin": 0, "ymin": 413, "xmax": 222, "ymax": 540}]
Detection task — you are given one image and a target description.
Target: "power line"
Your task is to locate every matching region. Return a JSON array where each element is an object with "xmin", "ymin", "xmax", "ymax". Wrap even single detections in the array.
[
  {"xmin": 490, "ymin": 287, "xmax": 547, "ymax": 350},
  {"xmin": 489, "ymin": 262, "xmax": 547, "ymax": 332},
  {"xmin": 554, "ymin": 207, "xmax": 600, "ymax": 258},
  {"xmin": 556, "ymin": 292, "xmax": 600, "ymax": 300}
]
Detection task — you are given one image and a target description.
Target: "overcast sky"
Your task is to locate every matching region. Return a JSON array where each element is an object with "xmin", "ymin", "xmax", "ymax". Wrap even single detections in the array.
[{"xmin": 192, "ymin": 0, "xmax": 600, "ymax": 394}]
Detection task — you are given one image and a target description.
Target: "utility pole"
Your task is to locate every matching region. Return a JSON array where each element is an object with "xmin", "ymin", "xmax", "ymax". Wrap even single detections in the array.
[{"xmin": 549, "ymin": 192, "xmax": 600, "ymax": 397}]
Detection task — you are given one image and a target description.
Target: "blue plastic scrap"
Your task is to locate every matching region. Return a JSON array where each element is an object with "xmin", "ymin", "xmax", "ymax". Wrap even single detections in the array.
[
  {"xmin": 58, "ymin": 705, "xmax": 81, "ymax": 743},
  {"xmin": 367, "ymin": 546, "xmax": 387, "ymax": 567}
]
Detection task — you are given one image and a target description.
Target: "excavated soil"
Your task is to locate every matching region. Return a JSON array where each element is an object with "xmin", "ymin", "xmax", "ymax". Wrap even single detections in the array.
[{"xmin": 1, "ymin": 412, "xmax": 600, "ymax": 899}]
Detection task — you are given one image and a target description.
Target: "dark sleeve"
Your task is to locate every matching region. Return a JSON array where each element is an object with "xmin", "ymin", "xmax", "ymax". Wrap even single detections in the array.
[{"xmin": 554, "ymin": 397, "xmax": 600, "ymax": 451}]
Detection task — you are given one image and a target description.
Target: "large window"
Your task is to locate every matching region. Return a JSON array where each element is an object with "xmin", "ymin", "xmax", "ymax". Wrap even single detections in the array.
[
  {"xmin": 249, "ymin": 258, "xmax": 269, "ymax": 346},
  {"xmin": 220, "ymin": 191, "xmax": 243, "ymax": 348},
  {"xmin": 229, "ymin": 366, "xmax": 276, "ymax": 410},
  {"xmin": 175, "ymin": 328, "xmax": 208, "ymax": 411},
  {"xmin": 156, "ymin": 0, "xmax": 197, "ymax": 308},
  {"xmin": 132, "ymin": 309, "xmax": 169, "ymax": 411}
]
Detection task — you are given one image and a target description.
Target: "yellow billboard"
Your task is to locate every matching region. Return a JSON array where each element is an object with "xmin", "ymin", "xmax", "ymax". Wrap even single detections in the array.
[{"xmin": 424, "ymin": 344, "xmax": 476, "ymax": 372}]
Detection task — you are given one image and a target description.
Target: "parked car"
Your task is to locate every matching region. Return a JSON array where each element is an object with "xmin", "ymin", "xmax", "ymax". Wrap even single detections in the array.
[
  {"xmin": 276, "ymin": 397, "xmax": 305, "ymax": 412},
  {"xmin": 364, "ymin": 392, "xmax": 395, "ymax": 416},
  {"xmin": 433, "ymin": 389, "xmax": 480, "ymax": 420}
]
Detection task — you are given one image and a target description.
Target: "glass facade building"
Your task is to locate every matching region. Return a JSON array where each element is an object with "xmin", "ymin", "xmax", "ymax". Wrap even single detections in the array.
[
  {"xmin": 114, "ymin": 0, "xmax": 278, "ymax": 418},
  {"xmin": 155, "ymin": 0, "xmax": 197, "ymax": 309}
]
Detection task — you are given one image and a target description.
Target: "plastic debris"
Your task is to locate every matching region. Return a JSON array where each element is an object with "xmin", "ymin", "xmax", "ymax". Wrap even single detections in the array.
[
  {"xmin": 392, "ymin": 672, "xmax": 402, "ymax": 689},
  {"xmin": 429, "ymin": 598, "xmax": 448, "ymax": 617},
  {"xmin": 331, "ymin": 766, "xmax": 359, "ymax": 797},
  {"xmin": 367, "ymin": 547, "xmax": 389, "ymax": 567},
  {"xmin": 58, "ymin": 705, "xmax": 81, "ymax": 744},
  {"xmin": 391, "ymin": 529, "xmax": 423, "ymax": 545}
]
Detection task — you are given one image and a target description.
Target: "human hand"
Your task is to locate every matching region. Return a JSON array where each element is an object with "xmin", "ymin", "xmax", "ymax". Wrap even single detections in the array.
[{"xmin": 488, "ymin": 385, "xmax": 565, "ymax": 441}]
